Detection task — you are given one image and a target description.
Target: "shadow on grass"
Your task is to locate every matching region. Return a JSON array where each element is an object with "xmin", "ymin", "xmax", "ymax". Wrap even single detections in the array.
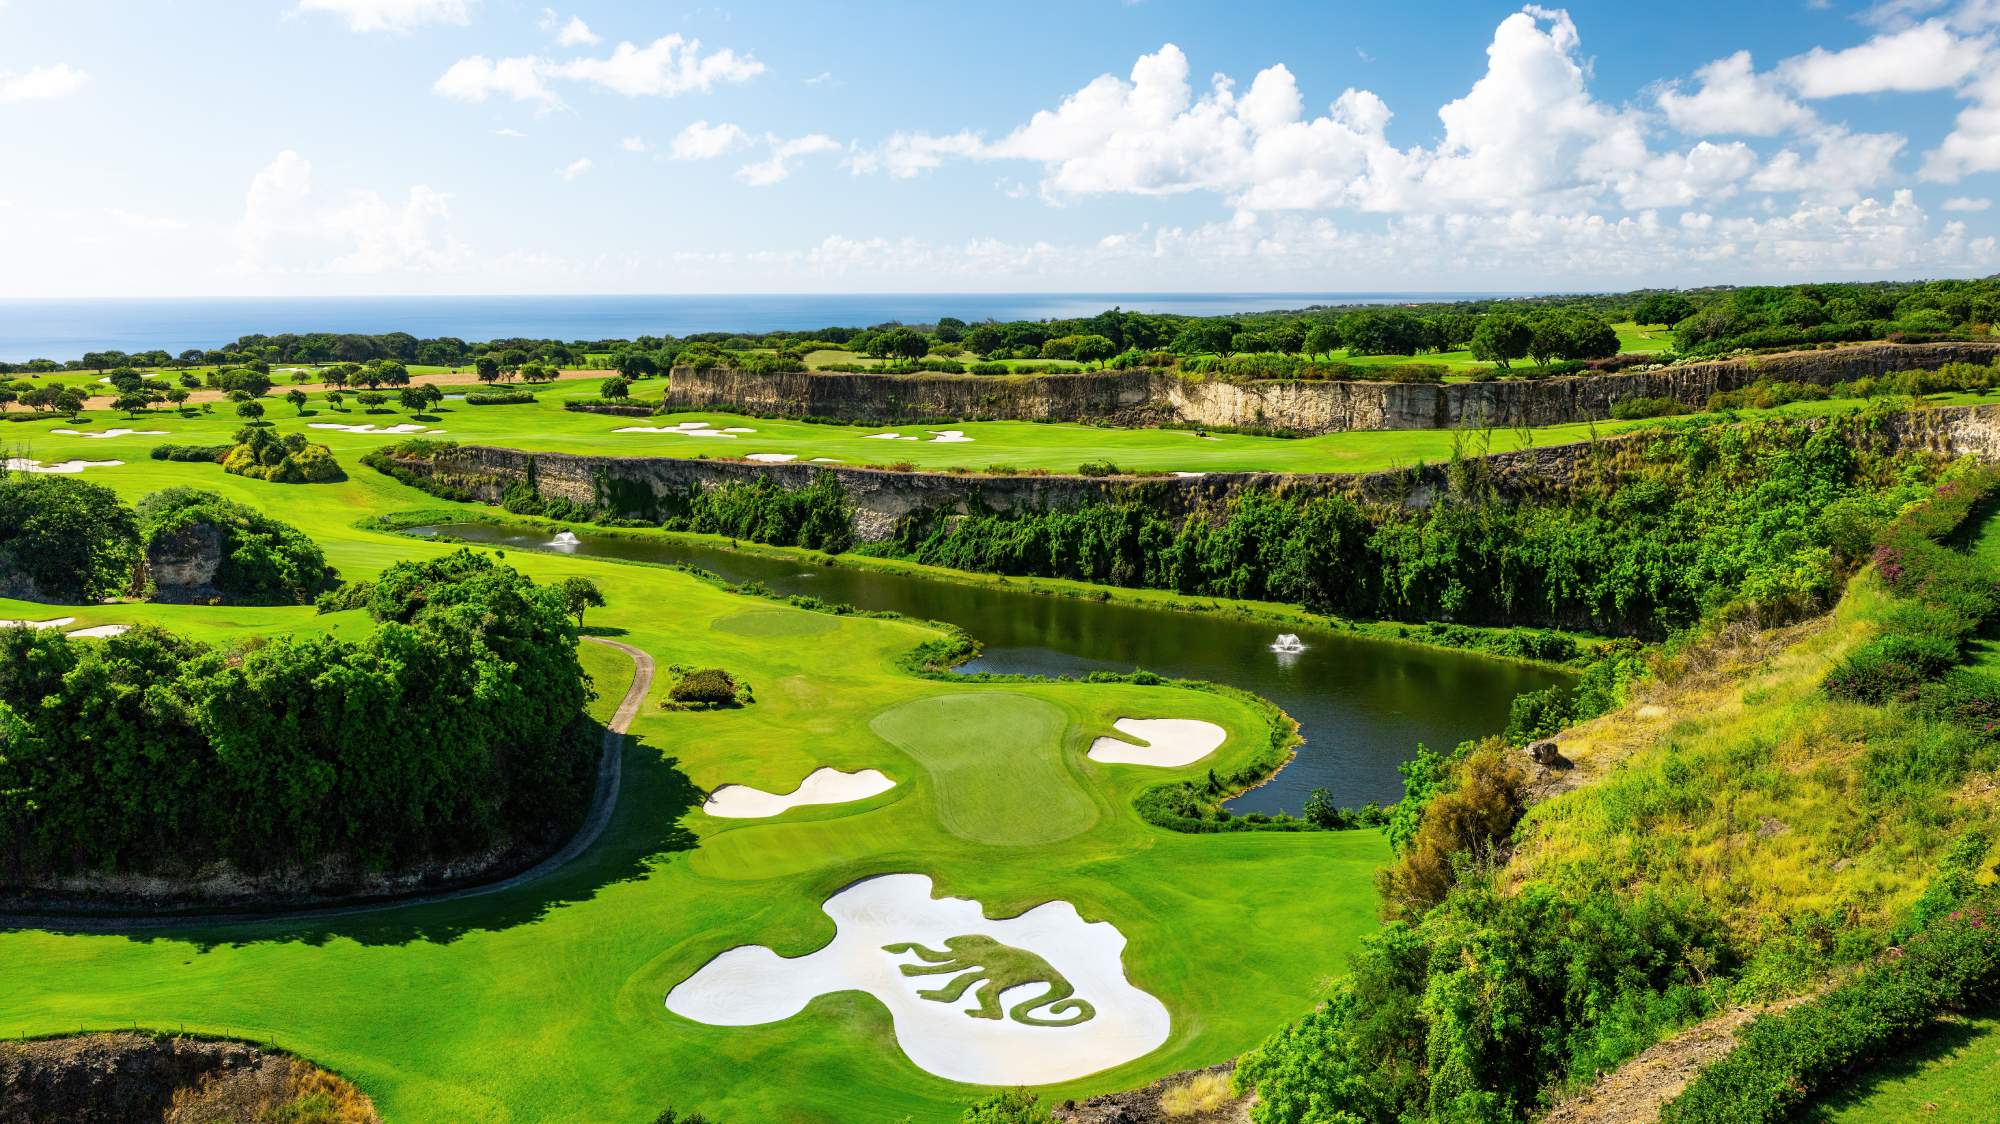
[
  {"xmin": 1803, "ymin": 1008, "xmax": 1998, "ymax": 1120},
  {"xmin": 0, "ymin": 725, "xmax": 701, "ymax": 951}
]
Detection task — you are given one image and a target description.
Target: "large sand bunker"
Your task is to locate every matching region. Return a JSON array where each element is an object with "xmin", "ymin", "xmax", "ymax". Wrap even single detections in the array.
[
  {"xmin": 1087, "ymin": 718, "xmax": 1227, "ymax": 767},
  {"xmin": 702, "ymin": 767, "xmax": 894, "ymax": 818},
  {"xmin": 666, "ymin": 873, "xmax": 1170, "ymax": 1084},
  {"xmin": 3, "ymin": 458, "xmax": 122, "ymax": 475},
  {"xmin": 307, "ymin": 423, "xmax": 441, "ymax": 435},
  {"xmin": 50, "ymin": 428, "xmax": 168, "ymax": 439},
  {"xmin": 0, "ymin": 617, "xmax": 76, "ymax": 630}
]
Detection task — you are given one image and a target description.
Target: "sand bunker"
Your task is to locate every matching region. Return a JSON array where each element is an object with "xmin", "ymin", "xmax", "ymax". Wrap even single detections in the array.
[
  {"xmin": 50, "ymin": 428, "xmax": 169, "ymax": 439},
  {"xmin": 613, "ymin": 424, "xmax": 738, "ymax": 439},
  {"xmin": 929, "ymin": 430, "xmax": 974, "ymax": 443},
  {"xmin": 666, "ymin": 873, "xmax": 1170, "ymax": 1084},
  {"xmin": 0, "ymin": 617, "xmax": 76, "ymax": 630},
  {"xmin": 66, "ymin": 625, "xmax": 131, "ymax": 639},
  {"xmin": 4, "ymin": 458, "xmax": 123, "ymax": 474},
  {"xmin": 1087, "ymin": 718, "xmax": 1227, "ymax": 768},
  {"xmin": 864, "ymin": 432, "xmax": 920, "ymax": 441},
  {"xmin": 702, "ymin": 767, "xmax": 895, "ymax": 818},
  {"xmin": 810, "ymin": 457, "xmax": 842, "ymax": 463},
  {"xmin": 722, "ymin": 427, "xmax": 756, "ymax": 433},
  {"xmin": 744, "ymin": 452, "xmax": 797, "ymax": 463},
  {"xmin": 307, "ymin": 423, "xmax": 440, "ymax": 435}
]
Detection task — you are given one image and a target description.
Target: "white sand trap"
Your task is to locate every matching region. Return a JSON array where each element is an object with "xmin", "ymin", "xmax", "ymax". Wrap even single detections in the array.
[
  {"xmin": 744, "ymin": 452, "xmax": 797, "ymax": 463},
  {"xmin": 5, "ymin": 458, "xmax": 123, "ymax": 475},
  {"xmin": 810, "ymin": 457, "xmax": 843, "ymax": 463},
  {"xmin": 307, "ymin": 423, "xmax": 438, "ymax": 435},
  {"xmin": 50, "ymin": 428, "xmax": 169, "ymax": 439},
  {"xmin": 666, "ymin": 873, "xmax": 1170, "ymax": 1084},
  {"xmin": 613, "ymin": 425, "xmax": 739, "ymax": 439},
  {"xmin": 929, "ymin": 430, "xmax": 974, "ymax": 443},
  {"xmin": 703, "ymin": 766, "xmax": 895, "ymax": 818},
  {"xmin": 0, "ymin": 617, "xmax": 76, "ymax": 630},
  {"xmin": 66, "ymin": 624, "xmax": 131, "ymax": 639},
  {"xmin": 1171, "ymin": 471, "xmax": 1207, "ymax": 478},
  {"xmin": 721, "ymin": 427, "xmax": 756, "ymax": 433},
  {"xmin": 864, "ymin": 432, "xmax": 921, "ymax": 441},
  {"xmin": 1087, "ymin": 718, "xmax": 1227, "ymax": 768}
]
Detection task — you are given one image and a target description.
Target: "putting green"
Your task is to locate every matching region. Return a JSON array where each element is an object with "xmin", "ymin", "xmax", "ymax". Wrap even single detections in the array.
[
  {"xmin": 711, "ymin": 607, "xmax": 840, "ymax": 638},
  {"xmin": 871, "ymin": 692, "xmax": 1100, "ymax": 846}
]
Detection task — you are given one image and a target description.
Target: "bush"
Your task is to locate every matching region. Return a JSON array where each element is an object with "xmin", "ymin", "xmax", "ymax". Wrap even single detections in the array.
[
  {"xmin": 668, "ymin": 667, "xmax": 742, "ymax": 708},
  {"xmin": 465, "ymin": 391, "xmax": 537, "ymax": 406},
  {"xmin": 0, "ymin": 474, "xmax": 140, "ymax": 602},
  {"xmin": 960, "ymin": 1089, "xmax": 1052, "ymax": 1124},
  {"xmin": 149, "ymin": 443, "xmax": 232, "ymax": 463},
  {"xmin": 1609, "ymin": 395, "xmax": 1688, "ymax": 419},
  {"xmin": 1076, "ymin": 461, "xmax": 1121, "ymax": 477},
  {"xmin": 221, "ymin": 428, "xmax": 344, "ymax": 484},
  {"xmin": 1661, "ymin": 892, "xmax": 2000, "ymax": 1124},
  {"xmin": 137, "ymin": 488, "xmax": 330, "ymax": 605}
]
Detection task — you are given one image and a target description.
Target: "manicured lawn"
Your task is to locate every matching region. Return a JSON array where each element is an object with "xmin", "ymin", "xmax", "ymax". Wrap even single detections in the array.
[
  {"xmin": 0, "ymin": 443, "xmax": 1390, "ymax": 1121},
  {"xmin": 4, "ymin": 376, "xmax": 1982, "ymax": 479},
  {"xmin": 1813, "ymin": 1010, "xmax": 2000, "ymax": 1122}
]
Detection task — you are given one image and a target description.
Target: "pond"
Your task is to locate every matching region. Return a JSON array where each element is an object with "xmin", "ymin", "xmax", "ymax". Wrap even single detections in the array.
[{"xmin": 410, "ymin": 523, "xmax": 1572, "ymax": 812}]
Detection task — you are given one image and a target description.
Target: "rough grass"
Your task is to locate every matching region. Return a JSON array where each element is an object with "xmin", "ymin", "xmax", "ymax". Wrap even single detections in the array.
[
  {"xmin": 0, "ymin": 442, "xmax": 1390, "ymax": 1121},
  {"xmin": 1813, "ymin": 1008, "xmax": 2000, "ymax": 1122},
  {"xmin": 1159, "ymin": 1070, "xmax": 1234, "ymax": 1116}
]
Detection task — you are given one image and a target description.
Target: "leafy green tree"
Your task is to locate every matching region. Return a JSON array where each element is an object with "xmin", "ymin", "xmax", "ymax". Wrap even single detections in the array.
[
  {"xmin": 474, "ymin": 355, "xmax": 501, "ymax": 384},
  {"xmin": 1303, "ymin": 321, "xmax": 1342, "ymax": 358},
  {"xmin": 556, "ymin": 576, "xmax": 606, "ymax": 626},
  {"xmin": 961, "ymin": 324, "xmax": 1005, "ymax": 357},
  {"xmin": 1632, "ymin": 293, "xmax": 1696, "ymax": 327},
  {"xmin": 600, "ymin": 375, "xmax": 631, "ymax": 400},
  {"xmin": 286, "ymin": 388, "xmax": 309, "ymax": 414},
  {"xmin": 1470, "ymin": 315, "xmax": 1533, "ymax": 368},
  {"xmin": 113, "ymin": 391, "xmax": 155, "ymax": 418},
  {"xmin": 1071, "ymin": 334, "xmax": 1119, "ymax": 367},
  {"xmin": 165, "ymin": 387, "xmax": 190, "ymax": 413},
  {"xmin": 1167, "ymin": 321, "xmax": 1237, "ymax": 355},
  {"xmin": 613, "ymin": 351, "xmax": 658, "ymax": 379},
  {"xmin": 235, "ymin": 400, "xmax": 265, "ymax": 423}
]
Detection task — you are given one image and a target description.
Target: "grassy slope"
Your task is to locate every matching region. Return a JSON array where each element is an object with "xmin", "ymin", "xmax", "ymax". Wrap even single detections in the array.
[
  {"xmin": 1814, "ymin": 1008, "xmax": 2000, "ymax": 1122},
  {"xmin": 0, "ymin": 448, "xmax": 1388, "ymax": 1122},
  {"xmin": 3, "ymin": 374, "xmax": 1986, "ymax": 478}
]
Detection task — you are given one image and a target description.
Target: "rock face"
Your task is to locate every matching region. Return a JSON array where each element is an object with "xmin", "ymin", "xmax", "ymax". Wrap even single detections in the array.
[
  {"xmin": 0, "ymin": 1034, "xmax": 278, "ymax": 1124},
  {"xmin": 664, "ymin": 343, "xmax": 2000, "ymax": 433},
  {"xmin": 144, "ymin": 521, "xmax": 225, "ymax": 603},
  {"xmin": 376, "ymin": 403, "xmax": 2000, "ymax": 545}
]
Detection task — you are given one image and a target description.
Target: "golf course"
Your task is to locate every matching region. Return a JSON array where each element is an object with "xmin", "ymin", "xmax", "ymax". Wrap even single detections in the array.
[{"xmin": 0, "ymin": 385, "xmax": 1402, "ymax": 1120}]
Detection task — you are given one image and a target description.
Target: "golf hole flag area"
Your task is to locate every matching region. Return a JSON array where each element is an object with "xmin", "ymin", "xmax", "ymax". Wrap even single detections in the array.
[{"xmin": 0, "ymin": 429, "xmax": 1390, "ymax": 1122}]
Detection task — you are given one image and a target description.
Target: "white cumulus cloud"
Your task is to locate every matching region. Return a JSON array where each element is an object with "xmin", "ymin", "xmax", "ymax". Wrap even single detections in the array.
[
  {"xmin": 1657, "ymin": 51, "xmax": 1817, "ymax": 136},
  {"xmin": 540, "ymin": 9, "xmax": 599, "ymax": 46},
  {"xmin": 435, "ymin": 34, "xmax": 762, "ymax": 110},
  {"xmin": 737, "ymin": 134, "xmax": 842, "ymax": 186},
  {"xmin": 560, "ymin": 157, "xmax": 593, "ymax": 181},
  {"xmin": 1779, "ymin": 20, "xmax": 1987, "ymax": 97},
  {"xmin": 234, "ymin": 150, "xmax": 464, "ymax": 275},
  {"xmin": 671, "ymin": 120, "xmax": 750, "ymax": 160},
  {"xmin": 0, "ymin": 63, "xmax": 88, "ymax": 103},
  {"xmin": 296, "ymin": 0, "xmax": 475, "ymax": 33}
]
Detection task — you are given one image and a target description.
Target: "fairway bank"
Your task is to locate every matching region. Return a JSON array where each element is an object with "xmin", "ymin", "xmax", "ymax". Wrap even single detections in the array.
[
  {"xmin": 664, "ymin": 341, "xmax": 2000, "ymax": 432},
  {"xmin": 373, "ymin": 400, "xmax": 2000, "ymax": 544}
]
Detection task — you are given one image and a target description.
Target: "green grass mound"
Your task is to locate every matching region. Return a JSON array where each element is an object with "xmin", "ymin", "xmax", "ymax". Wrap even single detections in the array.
[{"xmin": 870, "ymin": 692, "xmax": 1099, "ymax": 846}]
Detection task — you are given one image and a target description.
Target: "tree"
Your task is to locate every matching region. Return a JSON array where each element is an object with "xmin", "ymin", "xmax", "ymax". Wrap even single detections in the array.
[
  {"xmin": 166, "ymin": 387, "xmax": 190, "ymax": 413},
  {"xmin": 0, "ymin": 388, "xmax": 15, "ymax": 412},
  {"xmin": 474, "ymin": 355, "xmax": 501, "ymax": 384},
  {"xmin": 521, "ymin": 360, "xmax": 557, "ymax": 383},
  {"xmin": 1166, "ymin": 321, "xmax": 1236, "ymax": 356},
  {"xmin": 499, "ymin": 348, "xmax": 529, "ymax": 374},
  {"xmin": 871, "ymin": 328, "xmax": 929, "ymax": 360},
  {"xmin": 1304, "ymin": 320, "xmax": 1342, "ymax": 358},
  {"xmin": 286, "ymin": 388, "xmax": 309, "ymax": 415},
  {"xmin": 322, "ymin": 364, "xmax": 352, "ymax": 391},
  {"xmin": 398, "ymin": 387, "xmax": 428, "ymax": 416},
  {"xmin": 1470, "ymin": 314, "xmax": 1532, "ymax": 368},
  {"xmin": 356, "ymin": 391, "xmax": 387, "ymax": 412},
  {"xmin": 1070, "ymin": 334, "xmax": 1118, "ymax": 367},
  {"xmin": 178, "ymin": 373, "xmax": 202, "ymax": 390},
  {"xmin": 236, "ymin": 400, "xmax": 265, "ymax": 423},
  {"xmin": 961, "ymin": 325, "xmax": 1005, "ymax": 357},
  {"xmin": 613, "ymin": 351, "xmax": 659, "ymax": 380},
  {"xmin": 216, "ymin": 368, "xmax": 272, "ymax": 398},
  {"xmin": 327, "ymin": 391, "xmax": 347, "ymax": 412},
  {"xmin": 54, "ymin": 388, "xmax": 85, "ymax": 420},
  {"xmin": 112, "ymin": 392, "xmax": 154, "ymax": 418},
  {"xmin": 1526, "ymin": 312, "xmax": 1619, "ymax": 366},
  {"xmin": 557, "ymin": 576, "xmax": 605, "ymax": 626},
  {"xmin": 373, "ymin": 360, "xmax": 411, "ymax": 388},
  {"xmin": 600, "ymin": 375, "xmax": 631, "ymax": 400},
  {"xmin": 1632, "ymin": 293, "xmax": 1696, "ymax": 327}
]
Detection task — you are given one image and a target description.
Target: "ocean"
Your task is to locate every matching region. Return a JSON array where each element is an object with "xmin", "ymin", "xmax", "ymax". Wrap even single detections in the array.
[{"xmin": 0, "ymin": 292, "xmax": 1507, "ymax": 362}]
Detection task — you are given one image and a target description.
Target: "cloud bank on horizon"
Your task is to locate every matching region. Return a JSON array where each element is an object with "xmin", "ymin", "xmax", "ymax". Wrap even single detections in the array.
[{"xmin": 3, "ymin": 0, "xmax": 2000, "ymax": 296}]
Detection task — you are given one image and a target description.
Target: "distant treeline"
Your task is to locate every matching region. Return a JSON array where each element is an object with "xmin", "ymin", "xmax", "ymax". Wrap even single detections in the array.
[{"xmin": 5, "ymin": 278, "xmax": 1996, "ymax": 379}]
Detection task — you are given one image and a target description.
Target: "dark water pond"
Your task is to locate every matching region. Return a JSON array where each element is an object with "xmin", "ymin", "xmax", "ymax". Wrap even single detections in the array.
[{"xmin": 412, "ymin": 523, "xmax": 1570, "ymax": 812}]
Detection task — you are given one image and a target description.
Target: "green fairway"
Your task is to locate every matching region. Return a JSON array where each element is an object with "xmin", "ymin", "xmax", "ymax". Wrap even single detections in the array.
[
  {"xmin": 3, "ymin": 373, "xmax": 1980, "ymax": 479},
  {"xmin": 1813, "ymin": 1010, "xmax": 2000, "ymax": 1122},
  {"xmin": 0, "ymin": 427, "xmax": 1391, "ymax": 1121}
]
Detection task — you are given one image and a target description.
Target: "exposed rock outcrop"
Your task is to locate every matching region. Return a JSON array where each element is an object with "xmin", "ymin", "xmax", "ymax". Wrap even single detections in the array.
[
  {"xmin": 665, "ymin": 343, "xmax": 2000, "ymax": 433},
  {"xmin": 143, "ymin": 521, "xmax": 225, "ymax": 603},
  {"xmin": 0, "ymin": 1033, "xmax": 377, "ymax": 1124},
  {"xmin": 373, "ymin": 402, "xmax": 2000, "ymax": 544}
]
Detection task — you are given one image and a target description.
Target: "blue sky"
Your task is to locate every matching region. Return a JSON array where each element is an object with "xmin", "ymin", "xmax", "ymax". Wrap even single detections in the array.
[{"xmin": 4, "ymin": 0, "xmax": 1999, "ymax": 296}]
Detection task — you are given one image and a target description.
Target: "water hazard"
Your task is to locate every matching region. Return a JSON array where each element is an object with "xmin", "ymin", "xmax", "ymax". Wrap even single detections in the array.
[{"xmin": 411, "ymin": 523, "xmax": 1571, "ymax": 812}]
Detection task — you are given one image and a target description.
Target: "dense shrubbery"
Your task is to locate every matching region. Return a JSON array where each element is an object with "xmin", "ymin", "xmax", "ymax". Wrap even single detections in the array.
[
  {"xmin": 222, "ymin": 427, "xmax": 344, "ymax": 483},
  {"xmin": 880, "ymin": 415, "xmax": 1935, "ymax": 636},
  {"xmin": 1825, "ymin": 466, "xmax": 2000, "ymax": 705},
  {"xmin": 149, "ymin": 443, "xmax": 233, "ymax": 463},
  {"xmin": 660, "ymin": 471, "xmax": 853, "ymax": 553},
  {"xmin": 1661, "ymin": 882, "xmax": 2000, "ymax": 1123},
  {"xmin": 0, "ymin": 473, "xmax": 138, "ymax": 602},
  {"xmin": 0, "ymin": 550, "xmax": 594, "ymax": 884},
  {"xmin": 137, "ymin": 488, "xmax": 330, "ymax": 605},
  {"xmin": 665, "ymin": 667, "xmax": 746, "ymax": 709},
  {"xmin": 466, "ymin": 390, "xmax": 537, "ymax": 405}
]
